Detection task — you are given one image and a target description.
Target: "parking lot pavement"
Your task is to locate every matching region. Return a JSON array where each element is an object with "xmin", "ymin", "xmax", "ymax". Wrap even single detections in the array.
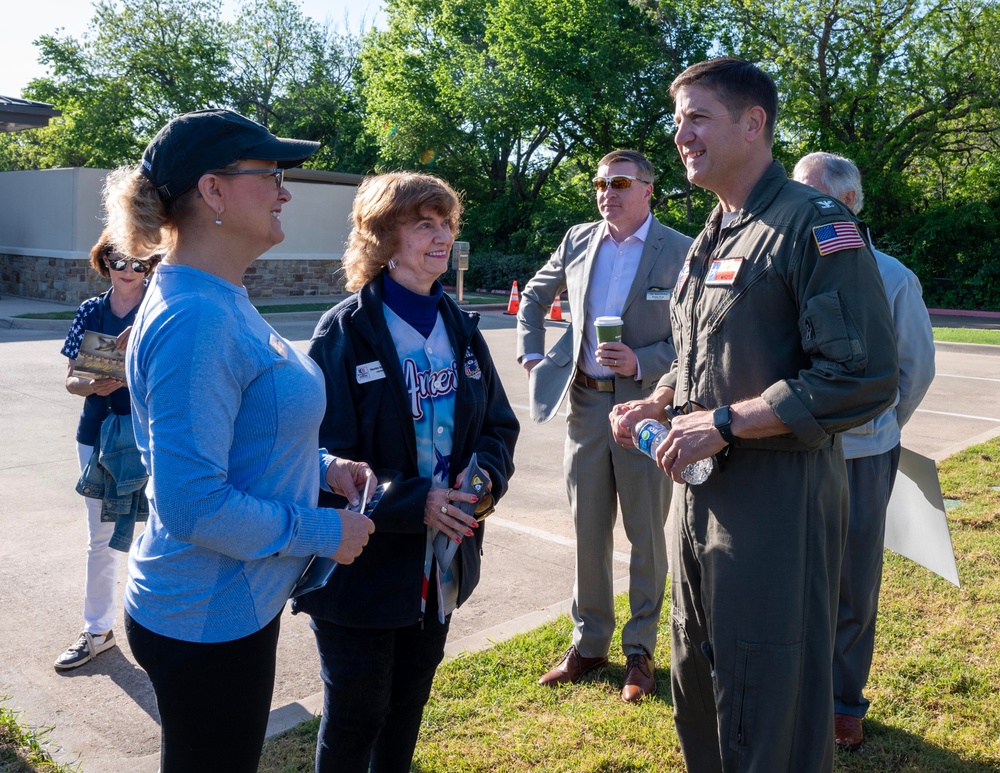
[{"xmin": 1, "ymin": 305, "xmax": 999, "ymax": 771}]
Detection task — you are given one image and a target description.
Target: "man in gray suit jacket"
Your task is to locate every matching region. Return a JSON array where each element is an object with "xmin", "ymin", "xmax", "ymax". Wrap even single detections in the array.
[{"xmin": 517, "ymin": 149, "xmax": 691, "ymax": 702}]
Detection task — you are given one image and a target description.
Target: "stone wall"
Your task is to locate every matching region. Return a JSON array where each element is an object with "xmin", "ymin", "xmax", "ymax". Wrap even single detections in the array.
[
  {"xmin": 0, "ymin": 253, "xmax": 347, "ymax": 305},
  {"xmin": 0, "ymin": 254, "xmax": 106, "ymax": 304},
  {"xmin": 243, "ymin": 258, "xmax": 347, "ymax": 298},
  {"xmin": 0, "ymin": 167, "xmax": 360, "ymax": 304}
]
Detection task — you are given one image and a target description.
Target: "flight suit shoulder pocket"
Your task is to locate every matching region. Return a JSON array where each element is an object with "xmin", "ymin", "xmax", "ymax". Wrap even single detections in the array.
[{"xmin": 799, "ymin": 291, "xmax": 867, "ymax": 373}]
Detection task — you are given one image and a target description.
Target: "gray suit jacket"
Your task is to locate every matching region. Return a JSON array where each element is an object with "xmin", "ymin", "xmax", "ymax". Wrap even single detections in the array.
[{"xmin": 517, "ymin": 216, "xmax": 692, "ymax": 423}]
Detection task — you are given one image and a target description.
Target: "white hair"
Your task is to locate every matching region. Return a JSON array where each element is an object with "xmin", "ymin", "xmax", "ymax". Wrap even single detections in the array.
[{"xmin": 792, "ymin": 151, "xmax": 865, "ymax": 214}]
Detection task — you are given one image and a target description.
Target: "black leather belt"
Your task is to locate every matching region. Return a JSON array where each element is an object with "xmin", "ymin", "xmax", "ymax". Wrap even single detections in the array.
[{"xmin": 574, "ymin": 371, "xmax": 615, "ymax": 393}]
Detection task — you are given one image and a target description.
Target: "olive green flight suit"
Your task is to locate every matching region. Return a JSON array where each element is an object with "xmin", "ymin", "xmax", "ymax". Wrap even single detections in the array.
[{"xmin": 661, "ymin": 161, "xmax": 899, "ymax": 773}]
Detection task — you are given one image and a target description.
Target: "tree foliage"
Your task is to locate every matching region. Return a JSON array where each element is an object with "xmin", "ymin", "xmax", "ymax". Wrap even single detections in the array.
[
  {"xmin": 3, "ymin": 0, "xmax": 230, "ymax": 169},
  {"xmin": 630, "ymin": 0, "xmax": 1000, "ymax": 307},
  {"xmin": 226, "ymin": 0, "xmax": 379, "ymax": 173},
  {"xmin": 361, "ymin": 0, "xmax": 710, "ymax": 252},
  {"xmin": 0, "ymin": 0, "xmax": 374, "ymax": 173},
  {"xmin": 690, "ymin": 0, "xmax": 1000, "ymax": 225}
]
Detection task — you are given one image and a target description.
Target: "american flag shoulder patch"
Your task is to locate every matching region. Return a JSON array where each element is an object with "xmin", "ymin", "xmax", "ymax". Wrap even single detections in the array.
[{"xmin": 812, "ymin": 221, "xmax": 866, "ymax": 255}]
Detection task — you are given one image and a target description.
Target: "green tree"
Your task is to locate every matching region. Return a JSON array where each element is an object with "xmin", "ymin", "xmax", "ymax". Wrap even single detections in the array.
[
  {"xmin": 361, "ymin": 0, "xmax": 709, "ymax": 252},
  {"xmin": 3, "ymin": 0, "xmax": 230, "ymax": 170},
  {"xmin": 227, "ymin": 0, "xmax": 322, "ymax": 126},
  {"xmin": 695, "ymin": 0, "xmax": 1000, "ymax": 227},
  {"xmin": 0, "ymin": 0, "xmax": 377, "ymax": 175},
  {"xmin": 269, "ymin": 26, "xmax": 381, "ymax": 174},
  {"xmin": 226, "ymin": 0, "xmax": 379, "ymax": 173}
]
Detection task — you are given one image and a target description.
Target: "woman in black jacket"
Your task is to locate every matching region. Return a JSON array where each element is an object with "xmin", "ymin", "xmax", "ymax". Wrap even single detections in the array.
[{"xmin": 293, "ymin": 172, "xmax": 518, "ymax": 772}]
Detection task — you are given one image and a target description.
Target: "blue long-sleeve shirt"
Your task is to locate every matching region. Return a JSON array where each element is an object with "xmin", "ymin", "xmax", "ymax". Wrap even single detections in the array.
[{"xmin": 124, "ymin": 265, "xmax": 344, "ymax": 642}]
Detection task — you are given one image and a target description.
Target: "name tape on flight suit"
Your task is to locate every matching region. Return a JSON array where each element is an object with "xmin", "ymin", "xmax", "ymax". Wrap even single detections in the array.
[
  {"xmin": 705, "ymin": 257, "xmax": 745, "ymax": 286},
  {"xmin": 674, "ymin": 260, "xmax": 691, "ymax": 295}
]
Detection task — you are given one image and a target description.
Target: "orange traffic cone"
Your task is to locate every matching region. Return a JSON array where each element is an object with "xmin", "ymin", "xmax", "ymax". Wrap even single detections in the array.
[
  {"xmin": 504, "ymin": 280, "xmax": 520, "ymax": 315},
  {"xmin": 548, "ymin": 297, "xmax": 563, "ymax": 321}
]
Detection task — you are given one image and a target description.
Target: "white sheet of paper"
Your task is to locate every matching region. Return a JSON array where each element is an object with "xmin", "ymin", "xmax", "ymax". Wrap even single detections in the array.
[{"xmin": 884, "ymin": 447, "xmax": 960, "ymax": 586}]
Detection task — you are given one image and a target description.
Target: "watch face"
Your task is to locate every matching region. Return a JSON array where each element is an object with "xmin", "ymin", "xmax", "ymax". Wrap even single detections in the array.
[{"xmin": 713, "ymin": 405, "xmax": 734, "ymax": 445}]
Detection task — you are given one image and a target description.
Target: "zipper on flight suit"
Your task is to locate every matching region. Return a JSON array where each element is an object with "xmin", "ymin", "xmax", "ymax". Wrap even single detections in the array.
[{"xmin": 680, "ymin": 222, "xmax": 719, "ymax": 398}]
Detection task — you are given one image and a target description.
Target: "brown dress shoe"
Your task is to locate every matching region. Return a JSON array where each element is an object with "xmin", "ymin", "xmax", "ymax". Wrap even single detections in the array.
[
  {"xmin": 834, "ymin": 713, "xmax": 864, "ymax": 751},
  {"xmin": 621, "ymin": 653, "xmax": 655, "ymax": 703},
  {"xmin": 538, "ymin": 645, "xmax": 608, "ymax": 686}
]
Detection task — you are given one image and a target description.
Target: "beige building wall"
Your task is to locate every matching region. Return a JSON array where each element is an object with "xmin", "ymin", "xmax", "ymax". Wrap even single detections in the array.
[{"xmin": 0, "ymin": 168, "xmax": 359, "ymax": 303}]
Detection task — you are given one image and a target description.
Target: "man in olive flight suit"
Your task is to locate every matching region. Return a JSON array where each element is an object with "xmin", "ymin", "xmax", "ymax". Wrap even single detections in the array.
[{"xmin": 611, "ymin": 58, "xmax": 899, "ymax": 773}]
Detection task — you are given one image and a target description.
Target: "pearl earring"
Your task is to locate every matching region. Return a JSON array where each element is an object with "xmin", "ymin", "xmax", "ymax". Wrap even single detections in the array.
[{"xmin": 215, "ymin": 214, "xmax": 223, "ymax": 226}]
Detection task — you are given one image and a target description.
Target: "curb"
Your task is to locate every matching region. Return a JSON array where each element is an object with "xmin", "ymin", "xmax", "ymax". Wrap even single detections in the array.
[
  {"xmin": 929, "ymin": 308, "xmax": 1000, "ymax": 319},
  {"xmin": 0, "ymin": 316, "xmax": 72, "ymax": 331},
  {"xmin": 3, "ymin": 304, "xmax": 513, "ymax": 332}
]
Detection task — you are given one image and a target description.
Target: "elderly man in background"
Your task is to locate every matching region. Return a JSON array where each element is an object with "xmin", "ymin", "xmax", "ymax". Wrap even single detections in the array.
[{"xmin": 793, "ymin": 151, "xmax": 936, "ymax": 752}]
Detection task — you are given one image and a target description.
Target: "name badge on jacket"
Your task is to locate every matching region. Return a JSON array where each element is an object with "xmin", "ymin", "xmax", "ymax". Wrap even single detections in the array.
[
  {"xmin": 356, "ymin": 361, "xmax": 386, "ymax": 383},
  {"xmin": 268, "ymin": 333, "xmax": 288, "ymax": 357},
  {"xmin": 705, "ymin": 257, "xmax": 745, "ymax": 286},
  {"xmin": 674, "ymin": 260, "xmax": 691, "ymax": 296},
  {"xmin": 646, "ymin": 287, "xmax": 672, "ymax": 301}
]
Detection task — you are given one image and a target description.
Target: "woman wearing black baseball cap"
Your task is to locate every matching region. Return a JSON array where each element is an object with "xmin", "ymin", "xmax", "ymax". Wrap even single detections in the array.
[{"xmin": 101, "ymin": 109, "xmax": 375, "ymax": 772}]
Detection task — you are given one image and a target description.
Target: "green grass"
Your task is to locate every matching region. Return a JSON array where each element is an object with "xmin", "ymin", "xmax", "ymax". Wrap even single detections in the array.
[
  {"xmin": 931, "ymin": 327, "xmax": 1000, "ymax": 346},
  {"xmin": 12, "ymin": 311, "xmax": 77, "ymax": 320},
  {"xmin": 260, "ymin": 437, "xmax": 1000, "ymax": 773},
  {"xmin": 0, "ymin": 701, "xmax": 76, "ymax": 772}
]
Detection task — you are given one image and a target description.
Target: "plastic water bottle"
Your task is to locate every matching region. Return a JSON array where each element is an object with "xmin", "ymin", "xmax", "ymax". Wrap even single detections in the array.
[{"xmin": 631, "ymin": 418, "xmax": 714, "ymax": 485}]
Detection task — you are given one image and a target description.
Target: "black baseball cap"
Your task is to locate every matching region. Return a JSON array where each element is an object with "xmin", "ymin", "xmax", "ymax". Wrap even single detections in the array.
[{"xmin": 140, "ymin": 109, "xmax": 320, "ymax": 203}]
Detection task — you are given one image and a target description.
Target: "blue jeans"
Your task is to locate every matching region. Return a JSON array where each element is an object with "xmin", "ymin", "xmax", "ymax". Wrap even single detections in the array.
[{"xmin": 311, "ymin": 595, "xmax": 450, "ymax": 773}]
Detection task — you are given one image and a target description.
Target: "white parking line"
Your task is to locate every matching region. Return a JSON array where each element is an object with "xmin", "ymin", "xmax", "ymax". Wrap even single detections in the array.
[
  {"xmin": 915, "ymin": 408, "xmax": 1000, "ymax": 423},
  {"xmin": 489, "ymin": 516, "xmax": 631, "ymax": 565},
  {"xmin": 935, "ymin": 373, "xmax": 1000, "ymax": 383}
]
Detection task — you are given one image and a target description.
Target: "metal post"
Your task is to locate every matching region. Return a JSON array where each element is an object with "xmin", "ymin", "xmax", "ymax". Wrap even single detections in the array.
[{"xmin": 451, "ymin": 241, "xmax": 470, "ymax": 304}]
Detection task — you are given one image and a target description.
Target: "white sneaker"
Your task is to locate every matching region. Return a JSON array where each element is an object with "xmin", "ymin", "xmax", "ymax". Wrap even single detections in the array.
[{"xmin": 54, "ymin": 630, "xmax": 117, "ymax": 670}]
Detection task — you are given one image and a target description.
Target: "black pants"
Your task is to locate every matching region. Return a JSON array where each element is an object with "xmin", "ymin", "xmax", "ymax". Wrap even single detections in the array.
[
  {"xmin": 125, "ymin": 610, "xmax": 281, "ymax": 773},
  {"xmin": 312, "ymin": 590, "xmax": 450, "ymax": 773}
]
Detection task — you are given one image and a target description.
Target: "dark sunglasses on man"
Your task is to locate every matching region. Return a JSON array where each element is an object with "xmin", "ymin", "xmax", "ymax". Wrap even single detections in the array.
[
  {"xmin": 107, "ymin": 257, "xmax": 153, "ymax": 274},
  {"xmin": 592, "ymin": 174, "xmax": 651, "ymax": 192},
  {"xmin": 210, "ymin": 167, "xmax": 285, "ymax": 190}
]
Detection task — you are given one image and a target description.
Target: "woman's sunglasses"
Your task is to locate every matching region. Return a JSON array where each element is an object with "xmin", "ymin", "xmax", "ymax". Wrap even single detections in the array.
[
  {"xmin": 591, "ymin": 174, "xmax": 651, "ymax": 192},
  {"xmin": 108, "ymin": 257, "xmax": 153, "ymax": 274}
]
